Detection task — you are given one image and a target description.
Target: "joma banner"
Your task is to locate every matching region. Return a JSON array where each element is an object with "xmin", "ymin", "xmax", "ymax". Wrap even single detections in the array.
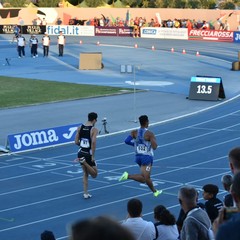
[{"xmin": 7, "ymin": 123, "xmax": 81, "ymax": 152}]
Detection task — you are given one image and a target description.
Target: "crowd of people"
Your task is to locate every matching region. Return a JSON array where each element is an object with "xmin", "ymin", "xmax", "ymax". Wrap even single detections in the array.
[
  {"xmin": 67, "ymin": 15, "xmax": 232, "ymax": 31},
  {"xmin": 40, "ymin": 154, "xmax": 240, "ymax": 239}
]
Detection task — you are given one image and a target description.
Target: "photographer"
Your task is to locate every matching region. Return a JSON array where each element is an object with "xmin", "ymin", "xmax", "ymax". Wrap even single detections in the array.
[{"xmin": 213, "ymin": 172, "xmax": 240, "ymax": 240}]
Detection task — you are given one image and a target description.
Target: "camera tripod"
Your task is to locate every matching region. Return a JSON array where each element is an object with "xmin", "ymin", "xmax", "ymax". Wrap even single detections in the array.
[{"xmin": 99, "ymin": 119, "xmax": 109, "ymax": 134}]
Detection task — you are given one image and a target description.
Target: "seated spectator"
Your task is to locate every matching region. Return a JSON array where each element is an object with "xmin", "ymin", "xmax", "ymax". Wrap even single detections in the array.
[
  {"xmin": 153, "ymin": 205, "xmax": 179, "ymax": 240},
  {"xmin": 228, "ymin": 146, "xmax": 240, "ymax": 175},
  {"xmin": 70, "ymin": 216, "xmax": 135, "ymax": 240},
  {"xmin": 122, "ymin": 198, "xmax": 156, "ymax": 240},
  {"xmin": 40, "ymin": 230, "xmax": 56, "ymax": 240},
  {"xmin": 178, "ymin": 186, "xmax": 212, "ymax": 240},
  {"xmin": 213, "ymin": 172, "xmax": 240, "ymax": 240},
  {"xmin": 202, "ymin": 184, "xmax": 223, "ymax": 223},
  {"xmin": 176, "ymin": 190, "xmax": 205, "ymax": 233},
  {"xmin": 221, "ymin": 174, "xmax": 234, "ymax": 207},
  {"xmin": 56, "ymin": 18, "xmax": 62, "ymax": 25},
  {"xmin": 201, "ymin": 20, "xmax": 210, "ymax": 30}
]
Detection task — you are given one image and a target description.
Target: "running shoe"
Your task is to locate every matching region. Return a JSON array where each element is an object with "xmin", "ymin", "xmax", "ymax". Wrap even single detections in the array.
[
  {"xmin": 119, "ymin": 172, "xmax": 128, "ymax": 181},
  {"xmin": 83, "ymin": 193, "xmax": 92, "ymax": 199},
  {"xmin": 153, "ymin": 190, "xmax": 163, "ymax": 197}
]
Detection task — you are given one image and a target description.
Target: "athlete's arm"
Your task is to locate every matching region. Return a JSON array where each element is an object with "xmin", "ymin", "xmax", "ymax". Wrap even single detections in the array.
[
  {"xmin": 91, "ymin": 128, "xmax": 98, "ymax": 161},
  {"xmin": 146, "ymin": 131, "xmax": 158, "ymax": 150},
  {"xmin": 125, "ymin": 135, "xmax": 134, "ymax": 146},
  {"xmin": 74, "ymin": 127, "xmax": 81, "ymax": 146}
]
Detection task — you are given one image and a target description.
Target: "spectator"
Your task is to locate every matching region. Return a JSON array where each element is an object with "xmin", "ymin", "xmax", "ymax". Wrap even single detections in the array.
[
  {"xmin": 221, "ymin": 174, "xmax": 234, "ymax": 207},
  {"xmin": 202, "ymin": 184, "xmax": 223, "ymax": 223},
  {"xmin": 70, "ymin": 216, "xmax": 135, "ymax": 240},
  {"xmin": 36, "ymin": 17, "xmax": 42, "ymax": 25},
  {"xmin": 213, "ymin": 172, "xmax": 240, "ymax": 240},
  {"xmin": 201, "ymin": 20, "xmax": 210, "ymax": 30},
  {"xmin": 223, "ymin": 20, "xmax": 230, "ymax": 31},
  {"xmin": 42, "ymin": 18, "xmax": 47, "ymax": 26},
  {"xmin": 178, "ymin": 186, "xmax": 212, "ymax": 240},
  {"xmin": 176, "ymin": 190, "xmax": 205, "ymax": 233},
  {"xmin": 122, "ymin": 198, "xmax": 156, "ymax": 240},
  {"xmin": 154, "ymin": 205, "xmax": 179, "ymax": 240},
  {"xmin": 228, "ymin": 147, "xmax": 240, "ymax": 175},
  {"xmin": 40, "ymin": 230, "xmax": 56, "ymax": 240},
  {"xmin": 56, "ymin": 17, "xmax": 62, "ymax": 25}
]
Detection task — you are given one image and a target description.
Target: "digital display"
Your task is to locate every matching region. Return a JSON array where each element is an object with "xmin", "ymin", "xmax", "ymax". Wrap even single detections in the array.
[{"xmin": 188, "ymin": 76, "xmax": 225, "ymax": 101}]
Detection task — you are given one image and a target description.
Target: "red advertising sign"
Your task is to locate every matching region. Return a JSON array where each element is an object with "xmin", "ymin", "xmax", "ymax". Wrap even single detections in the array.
[{"xmin": 188, "ymin": 29, "xmax": 233, "ymax": 42}]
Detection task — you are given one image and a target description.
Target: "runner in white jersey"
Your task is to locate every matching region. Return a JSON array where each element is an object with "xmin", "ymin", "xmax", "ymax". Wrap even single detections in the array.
[{"xmin": 119, "ymin": 115, "xmax": 162, "ymax": 197}]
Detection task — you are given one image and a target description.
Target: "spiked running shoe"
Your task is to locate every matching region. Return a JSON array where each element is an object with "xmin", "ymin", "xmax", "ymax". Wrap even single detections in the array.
[
  {"xmin": 83, "ymin": 193, "xmax": 92, "ymax": 199},
  {"xmin": 153, "ymin": 190, "xmax": 163, "ymax": 197},
  {"xmin": 119, "ymin": 172, "xmax": 128, "ymax": 181}
]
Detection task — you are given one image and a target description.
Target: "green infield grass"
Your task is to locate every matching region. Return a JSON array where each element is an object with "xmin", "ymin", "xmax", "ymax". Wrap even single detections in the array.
[{"xmin": 0, "ymin": 76, "xmax": 133, "ymax": 108}]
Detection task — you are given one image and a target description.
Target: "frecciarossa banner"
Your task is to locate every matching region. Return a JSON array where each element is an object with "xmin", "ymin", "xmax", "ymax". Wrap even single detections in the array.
[
  {"xmin": 188, "ymin": 29, "xmax": 234, "ymax": 42},
  {"xmin": 7, "ymin": 123, "xmax": 81, "ymax": 152}
]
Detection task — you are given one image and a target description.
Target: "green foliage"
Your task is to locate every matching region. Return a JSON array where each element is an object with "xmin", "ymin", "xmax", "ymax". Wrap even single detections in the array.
[
  {"xmin": 148, "ymin": 0, "xmax": 156, "ymax": 7},
  {"xmin": 68, "ymin": 0, "xmax": 80, "ymax": 5},
  {"xmin": 3, "ymin": 0, "xmax": 222, "ymax": 8},
  {"xmin": 84, "ymin": 0, "xmax": 106, "ymax": 7},
  {"xmin": 161, "ymin": 0, "xmax": 175, "ymax": 7},
  {"xmin": 38, "ymin": 0, "xmax": 59, "ymax": 7},
  {"xmin": 3, "ymin": 0, "xmax": 29, "ymax": 7},
  {"xmin": 121, "ymin": 0, "xmax": 139, "ymax": 7},
  {"xmin": 174, "ymin": 0, "xmax": 187, "ymax": 8},
  {"xmin": 187, "ymin": 0, "xmax": 201, "ymax": 8},
  {"xmin": 221, "ymin": 1, "xmax": 236, "ymax": 9}
]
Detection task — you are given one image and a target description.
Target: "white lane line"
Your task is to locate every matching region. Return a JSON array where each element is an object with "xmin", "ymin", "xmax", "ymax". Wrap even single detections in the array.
[{"xmin": 0, "ymin": 183, "xmax": 182, "ymax": 233}]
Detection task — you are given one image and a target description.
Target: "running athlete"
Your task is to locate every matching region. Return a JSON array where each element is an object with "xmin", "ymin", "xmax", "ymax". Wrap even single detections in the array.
[
  {"xmin": 75, "ymin": 112, "xmax": 98, "ymax": 199},
  {"xmin": 119, "ymin": 115, "xmax": 162, "ymax": 197}
]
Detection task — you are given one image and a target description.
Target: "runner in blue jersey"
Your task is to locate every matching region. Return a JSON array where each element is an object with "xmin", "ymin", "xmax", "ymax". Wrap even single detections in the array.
[
  {"xmin": 75, "ymin": 112, "xmax": 98, "ymax": 199},
  {"xmin": 119, "ymin": 115, "xmax": 162, "ymax": 197}
]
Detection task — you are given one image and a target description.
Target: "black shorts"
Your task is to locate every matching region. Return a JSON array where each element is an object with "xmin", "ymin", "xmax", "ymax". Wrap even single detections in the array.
[{"xmin": 77, "ymin": 150, "xmax": 96, "ymax": 167}]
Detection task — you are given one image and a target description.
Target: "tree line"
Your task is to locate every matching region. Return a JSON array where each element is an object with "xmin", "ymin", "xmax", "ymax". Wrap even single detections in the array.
[{"xmin": 1, "ymin": 0, "xmax": 239, "ymax": 9}]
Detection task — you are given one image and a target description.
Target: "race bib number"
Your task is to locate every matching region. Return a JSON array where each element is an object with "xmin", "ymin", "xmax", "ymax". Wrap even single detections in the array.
[
  {"xmin": 80, "ymin": 138, "xmax": 90, "ymax": 148},
  {"xmin": 136, "ymin": 144, "xmax": 148, "ymax": 154}
]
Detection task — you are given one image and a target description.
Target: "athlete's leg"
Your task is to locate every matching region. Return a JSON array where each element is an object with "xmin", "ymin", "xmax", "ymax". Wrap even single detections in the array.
[
  {"xmin": 140, "ymin": 165, "xmax": 156, "ymax": 192},
  {"xmin": 128, "ymin": 172, "xmax": 146, "ymax": 183},
  {"xmin": 82, "ymin": 165, "xmax": 89, "ymax": 195},
  {"xmin": 81, "ymin": 162, "xmax": 98, "ymax": 178}
]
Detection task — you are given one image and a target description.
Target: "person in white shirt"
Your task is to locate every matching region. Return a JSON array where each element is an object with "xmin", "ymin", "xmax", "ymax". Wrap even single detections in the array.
[
  {"xmin": 42, "ymin": 32, "xmax": 50, "ymax": 57},
  {"xmin": 153, "ymin": 205, "xmax": 179, "ymax": 240},
  {"xmin": 57, "ymin": 31, "xmax": 66, "ymax": 57},
  {"xmin": 17, "ymin": 33, "xmax": 26, "ymax": 58},
  {"xmin": 122, "ymin": 198, "xmax": 156, "ymax": 240}
]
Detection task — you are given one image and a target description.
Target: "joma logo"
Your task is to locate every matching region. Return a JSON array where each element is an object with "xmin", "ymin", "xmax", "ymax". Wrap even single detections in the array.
[{"xmin": 13, "ymin": 130, "xmax": 59, "ymax": 150}]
